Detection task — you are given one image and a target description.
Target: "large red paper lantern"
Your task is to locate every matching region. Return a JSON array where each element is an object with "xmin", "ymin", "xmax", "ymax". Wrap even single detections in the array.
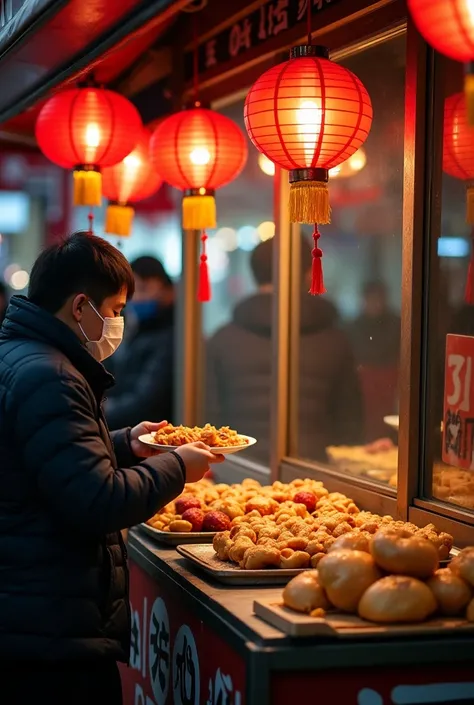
[
  {"xmin": 407, "ymin": 0, "xmax": 474, "ymax": 122},
  {"xmin": 149, "ymin": 104, "xmax": 248, "ymax": 231},
  {"xmin": 36, "ymin": 86, "xmax": 142, "ymax": 207},
  {"xmin": 102, "ymin": 128, "xmax": 162, "ymax": 236},
  {"xmin": 443, "ymin": 91, "xmax": 474, "ymax": 302},
  {"xmin": 244, "ymin": 45, "xmax": 373, "ymax": 293}
]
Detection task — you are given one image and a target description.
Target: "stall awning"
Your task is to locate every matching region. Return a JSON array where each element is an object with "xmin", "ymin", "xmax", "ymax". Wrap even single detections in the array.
[{"xmin": 0, "ymin": 0, "xmax": 187, "ymax": 141}]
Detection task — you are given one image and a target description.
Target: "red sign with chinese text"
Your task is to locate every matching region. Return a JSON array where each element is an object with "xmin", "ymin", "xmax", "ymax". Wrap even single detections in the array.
[
  {"xmin": 120, "ymin": 560, "xmax": 245, "ymax": 705},
  {"xmin": 443, "ymin": 334, "xmax": 474, "ymax": 468},
  {"xmin": 272, "ymin": 669, "xmax": 474, "ymax": 705}
]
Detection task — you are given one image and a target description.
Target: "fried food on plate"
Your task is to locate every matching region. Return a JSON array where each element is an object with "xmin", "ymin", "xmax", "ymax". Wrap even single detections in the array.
[{"xmin": 152, "ymin": 423, "xmax": 248, "ymax": 447}]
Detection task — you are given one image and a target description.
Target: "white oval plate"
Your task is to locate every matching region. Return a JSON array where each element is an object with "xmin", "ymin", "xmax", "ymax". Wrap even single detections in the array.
[
  {"xmin": 384, "ymin": 415, "xmax": 399, "ymax": 430},
  {"xmin": 137, "ymin": 433, "xmax": 257, "ymax": 455}
]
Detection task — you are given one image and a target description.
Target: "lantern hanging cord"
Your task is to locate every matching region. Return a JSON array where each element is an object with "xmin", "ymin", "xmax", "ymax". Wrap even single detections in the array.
[
  {"xmin": 88, "ymin": 210, "xmax": 94, "ymax": 235},
  {"xmin": 193, "ymin": 14, "xmax": 199, "ymax": 101},
  {"xmin": 307, "ymin": 0, "xmax": 312, "ymax": 45}
]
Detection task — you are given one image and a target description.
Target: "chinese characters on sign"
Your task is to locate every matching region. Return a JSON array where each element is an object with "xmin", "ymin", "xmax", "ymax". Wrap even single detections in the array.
[
  {"xmin": 173, "ymin": 624, "xmax": 200, "ymax": 705},
  {"xmin": 184, "ymin": 0, "xmax": 341, "ymax": 79},
  {"xmin": 149, "ymin": 597, "xmax": 171, "ymax": 705},
  {"xmin": 207, "ymin": 668, "xmax": 242, "ymax": 705},
  {"xmin": 443, "ymin": 334, "xmax": 474, "ymax": 469}
]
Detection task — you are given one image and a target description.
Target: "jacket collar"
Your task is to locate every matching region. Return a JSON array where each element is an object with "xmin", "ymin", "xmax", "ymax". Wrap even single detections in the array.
[{"xmin": 1, "ymin": 296, "xmax": 114, "ymax": 398}]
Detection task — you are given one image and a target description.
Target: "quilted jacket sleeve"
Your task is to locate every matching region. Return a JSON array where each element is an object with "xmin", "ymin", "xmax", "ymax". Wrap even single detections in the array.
[{"xmin": 16, "ymin": 367, "xmax": 185, "ymax": 535}]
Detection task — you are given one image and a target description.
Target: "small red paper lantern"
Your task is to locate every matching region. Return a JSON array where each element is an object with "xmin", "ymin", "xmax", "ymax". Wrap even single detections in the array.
[
  {"xmin": 244, "ymin": 45, "xmax": 372, "ymax": 294},
  {"xmin": 407, "ymin": 0, "xmax": 474, "ymax": 123},
  {"xmin": 443, "ymin": 91, "xmax": 474, "ymax": 302},
  {"xmin": 102, "ymin": 129, "xmax": 162, "ymax": 237},
  {"xmin": 149, "ymin": 105, "xmax": 248, "ymax": 231},
  {"xmin": 36, "ymin": 86, "xmax": 142, "ymax": 207}
]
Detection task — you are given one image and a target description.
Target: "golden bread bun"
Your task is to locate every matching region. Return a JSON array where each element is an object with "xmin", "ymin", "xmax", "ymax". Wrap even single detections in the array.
[
  {"xmin": 358, "ymin": 576, "xmax": 437, "ymax": 623},
  {"xmin": 328, "ymin": 533, "xmax": 370, "ymax": 554},
  {"xmin": 466, "ymin": 597, "xmax": 474, "ymax": 622},
  {"xmin": 317, "ymin": 549, "xmax": 381, "ymax": 612},
  {"xmin": 282, "ymin": 571, "xmax": 331, "ymax": 613},
  {"xmin": 370, "ymin": 528, "xmax": 439, "ymax": 578},
  {"xmin": 449, "ymin": 547, "xmax": 474, "ymax": 587},
  {"xmin": 426, "ymin": 568, "xmax": 472, "ymax": 616}
]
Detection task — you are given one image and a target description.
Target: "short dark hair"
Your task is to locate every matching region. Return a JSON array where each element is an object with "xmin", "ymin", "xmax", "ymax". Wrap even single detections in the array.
[
  {"xmin": 131, "ymin": 256, "xmax": 173, "ymax": 288},
  {"xmin": 250, "ymin": 236, "xmax": 312, "ymax": 286},
  {"xmin": 28, "ymin": 231, "xmax": 135, "ymax": 313}
]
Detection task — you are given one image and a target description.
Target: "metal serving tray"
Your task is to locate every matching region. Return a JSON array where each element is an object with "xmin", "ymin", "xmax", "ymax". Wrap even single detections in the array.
[
  {"xmin": 139, "ymin": 523, "xmax": 215, "ymax": 546},
  {"xmin": 176, "ymin": 544, "xmax": 307, "ymax": 585}
]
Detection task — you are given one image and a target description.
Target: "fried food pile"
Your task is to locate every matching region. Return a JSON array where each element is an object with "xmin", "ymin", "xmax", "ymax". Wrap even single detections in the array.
[
  {"xmin": 283, "ymin": 536, "xmax": 474, "ymax": 625},
  {"xmin": 152, "ymin": 423, "xmax": 248, "ymax": 448},
  {"xmin": 210, "ymin": 478, "xmax": 453, "ymax": 570},
  {"xmin": 433, "ymin": 462, "xmax": 474, "ymax": 510}
]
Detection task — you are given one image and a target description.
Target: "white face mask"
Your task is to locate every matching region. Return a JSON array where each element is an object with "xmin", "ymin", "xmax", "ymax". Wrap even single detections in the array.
[{"xmin": 78, "ymin": 301, "xmax": 124, "ymax": 362}]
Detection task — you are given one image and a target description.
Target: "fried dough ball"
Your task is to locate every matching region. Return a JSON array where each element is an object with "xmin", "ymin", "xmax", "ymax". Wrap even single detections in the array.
[
  {"xmin": 169, "ymin": 520, "xmax": 193, "ymax": 532},
  {"xmin": 283, "ymin": 571, "xmax": 331, "ymax": 613},
  {"xmin": 329, "ymin": 533, "xmax": 371, "ymax": 554},
  {"xmin": 211, "ymin": 500, "xmax": 245, "ymax": 520},
  {"xmin": 370, "ymin": 528, "xmax": 439, "ymax": 579},
  {"xmin": 212, "ymin": 531, "xmax": 232, "ymax": 561},
  {"xmin": 426, "ymin": 568, "xmax": 472, "ymax": 616},
  {"xmin": 229, "ymin": 525, "xmax": 257, "ymax": 542},
  {"xmin": 280, "ymin": 549, "xmax": 311, "ymax": 569},
  {"xmin": 318, "ymin": 550, "xmax": 382, "ymax": 612},
  {"xmin": 449, "ymin": 548, "xmax": 474, "ymax": 587},
  {"xmin": 241, "ymin": 546, "xmax": 281, "ymax": 570},
  {"xmin": 245, "ymin": 497, "xmax": 280, "ymax": 516},
  {"xmin": 358, "ymin": 576, "xmax": 437, "ymax": 623},
  {"xmin": 228, "ymin": 537, "xmax": 255, "ymax": 563},
  {"xmin": 310, "ymin": 552, "xmax": 326, "ymax": 568}
]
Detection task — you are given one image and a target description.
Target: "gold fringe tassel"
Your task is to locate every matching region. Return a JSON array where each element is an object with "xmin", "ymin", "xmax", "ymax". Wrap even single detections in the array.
[
  {"xmin": 73, "ymin": 170, "xmax": 102, "ymax": 207},
  {"xmin": 289, "ymin": 181, "xmax": 331, "ymax": 224},
  {"xmin": 182, "ymin": 195, "xmax": 216, "ymax": 230},
  {"xmin": 465, "ymin": 73, "xmax": 474, "ymax": 127},
  {"xmin": 105, "ymin": 204, "xmax": 134, "ymax": 237},
  {"xmin": 467, "ymin": 185, "xmax": 474, "ymax": 225}
]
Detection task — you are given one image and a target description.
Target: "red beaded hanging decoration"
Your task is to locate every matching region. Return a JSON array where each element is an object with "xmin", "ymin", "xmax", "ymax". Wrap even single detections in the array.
[
  {"xmin": 35, "ymin": 83, "xmax": 143, "ymax": 208},
  {"xmin": 407, "ymin": 0, "xmax": 474, "ymax": 124},
  {"xmin": 443, "ymin": 91, "xmax": 474, "ymax": 303},
  {"xmin": 150, "ymin": 107, "xmax": 247, "ymax": 301},
  {"xmin": 102, "ymin": 128, "xmax": 162, "ymax": 237},
  {"xmin": 244, "ymin": 3, "xmax": 372, "ymax": 294}
]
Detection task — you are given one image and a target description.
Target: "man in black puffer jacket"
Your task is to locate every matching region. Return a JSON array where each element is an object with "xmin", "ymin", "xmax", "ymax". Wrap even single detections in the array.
[{"xmin": 0, "ymin": 232, "xmax": 223, "ymax": 704}]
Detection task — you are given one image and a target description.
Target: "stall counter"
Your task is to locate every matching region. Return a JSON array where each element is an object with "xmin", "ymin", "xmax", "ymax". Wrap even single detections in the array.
[{"xmin": 121, "ymin": 529, "xmax": 474, "ymax": 705}]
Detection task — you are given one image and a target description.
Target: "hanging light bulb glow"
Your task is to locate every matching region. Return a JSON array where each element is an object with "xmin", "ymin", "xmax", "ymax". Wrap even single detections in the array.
[{"xmin": 258, "ymin": 154, "xmax": 275, "ymax": 176}]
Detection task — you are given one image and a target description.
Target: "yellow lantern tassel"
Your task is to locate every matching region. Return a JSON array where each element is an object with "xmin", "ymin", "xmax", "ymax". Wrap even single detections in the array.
[
  {"xmin": 105, "ymin": 203, "xmax": 134, "ymax": 237},
  {"xmin": 288, "ymin": 166, "xmax": 332, "ymax": 225},
  {"xmin": 182, "ymin": 189, "xmax": 216, "ymax": 230},
  {"xmin": 73, "ymin": 168, "xmax": 102, "ymax": 207},
  {"xmin": 465, "ymin": 66, "xmax": 474, "ymax": 127},
  {"xmin": 467, "ymin": 184, "xmax": 474, "ymax": 225}
]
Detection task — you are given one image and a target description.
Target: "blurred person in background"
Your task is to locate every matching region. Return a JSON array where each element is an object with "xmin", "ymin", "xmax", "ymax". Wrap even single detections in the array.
[
  {"xmin": 0, "ymin": 281, "xmax": 8, "ymax": 325},
  {"xmin": 105, "ymin": 256, "xmax": 175, "ymax": 430},
  {"xmin": 0, "ymin": 232, "xmax": 222, "ymax": 703},
  {"xmin": 206, "ymin": 237, "xmax": 363, "ymax": 463},
  {"xmin": 348, "ymin": 280, "xmax": 400, "ymax": 441}
]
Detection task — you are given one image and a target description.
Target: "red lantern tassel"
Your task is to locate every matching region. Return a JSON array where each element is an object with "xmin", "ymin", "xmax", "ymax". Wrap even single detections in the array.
[
  {"xmin": 309, "ymin": 225, "xmax": 326, "ymax": 295},
  {"xmin": 198, "ymin": 231, "xmax": 211, "ymax": 302},
  {"xmin": 465, "ymin": 230, "xmax": 474, "ymax": 305}
]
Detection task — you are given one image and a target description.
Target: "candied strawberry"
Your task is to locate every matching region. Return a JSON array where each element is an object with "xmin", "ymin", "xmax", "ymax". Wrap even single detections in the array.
[
  {"xmin": 175, "ymin": 495, "xmax": 201, "ymax": 514},
  {"xmin": 181, "ymin": 508, "xmax": 205, "ymax": 532},
  {"xmin": 293, "ymin": 491, "xmax": 317, "ymax": 513},
  {"xmin": 202, "ymin": 510, "xmax": 232, "ymax": 532}
]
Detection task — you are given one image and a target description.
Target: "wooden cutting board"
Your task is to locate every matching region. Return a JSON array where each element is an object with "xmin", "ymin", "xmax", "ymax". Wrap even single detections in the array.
[{"xmin": 254, "ymin": 599, "xmax": 474, "ymax": 639}]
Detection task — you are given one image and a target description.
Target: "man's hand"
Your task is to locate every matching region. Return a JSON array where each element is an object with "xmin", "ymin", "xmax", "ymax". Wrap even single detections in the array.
[
  {"xmin": 175, "ymin": 442, "xmax": 225, "ymax": 483},
  {"xmin": 130, "ymin": 420, "xmax": 168, "ymax": 458}
]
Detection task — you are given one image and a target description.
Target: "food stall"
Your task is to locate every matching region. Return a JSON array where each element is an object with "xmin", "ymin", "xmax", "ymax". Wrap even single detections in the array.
[{"xmin": 4, "ymin": 0, "xmax": 474, "ymax": 702}]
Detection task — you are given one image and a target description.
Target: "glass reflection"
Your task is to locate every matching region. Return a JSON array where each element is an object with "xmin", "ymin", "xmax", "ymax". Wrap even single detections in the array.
[{"xmin": 294, "ymin": 34, "xmax": 406, "ymax": 488}]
